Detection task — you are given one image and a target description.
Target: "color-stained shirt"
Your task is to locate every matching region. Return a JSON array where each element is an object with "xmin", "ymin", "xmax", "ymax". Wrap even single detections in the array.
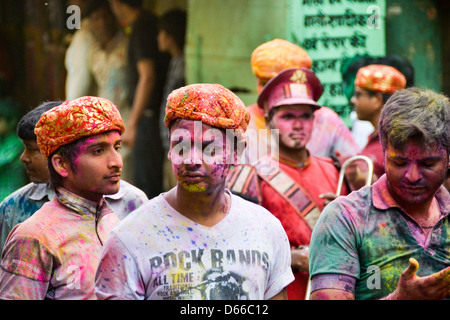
[
  {"xmin": 0, "ymin": 188, "xmax": 120, "ymax": 300},
  {"xmin": 227, "ymin": 153, "xmax": 346, "ymax": 300},
  {"xmin": 260, "ymin": 154, "xmax": 345, "ymax": 300},
  {"xmin": 309, "ymin": 175, "xmax": 450, "ymax": 300},
  {"xmin": 0, "ymin": 180, "xmax": 148, "ymax": 254},
  {"xmin": 94, "ymin": 191, "xmax": 294, "ymax": 300}
]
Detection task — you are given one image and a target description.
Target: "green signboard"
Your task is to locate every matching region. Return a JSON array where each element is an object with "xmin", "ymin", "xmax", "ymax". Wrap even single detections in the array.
[{"xmin": 288, "ymin": 0, "xmax": 386, "ymax": 121}]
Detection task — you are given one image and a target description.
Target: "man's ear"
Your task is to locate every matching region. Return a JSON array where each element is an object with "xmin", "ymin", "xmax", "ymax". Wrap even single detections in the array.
[
  {"xmin": 373, "ymin": 93, "xmax": 384, "ymax": 112},
  {"xmin": 51, "ymin": 154, "xmax": 70, "ymax": 178}
]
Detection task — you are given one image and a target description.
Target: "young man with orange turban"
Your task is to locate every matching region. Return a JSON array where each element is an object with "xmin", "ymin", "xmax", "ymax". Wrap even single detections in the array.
[
  {"xmin": 0, "ymin": 97, "xmax": 126, "ymax": 300},
  {"xmin": 351, "ymin": 64, "xmax": 407, "ymax": 181},
  {"xmin": 94, "ymin": 83, "xmax": 294, "ymax": 300},
  {"xmin": 227, "ymin": 67, "xmax": 348, "ymax": 300}
]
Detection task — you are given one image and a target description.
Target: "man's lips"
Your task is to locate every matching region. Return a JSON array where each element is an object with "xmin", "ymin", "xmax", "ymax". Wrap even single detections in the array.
[
  {"xmin": 105, "ymin": 173, "xmax": 121, "ymax": 181},
  {"xmin": 402, "ymin": 184, "xmax": 427, "ymax": 192},
  {"xmin": 289, "ymin": 133, "xmax": 306, "ymax": 139}
]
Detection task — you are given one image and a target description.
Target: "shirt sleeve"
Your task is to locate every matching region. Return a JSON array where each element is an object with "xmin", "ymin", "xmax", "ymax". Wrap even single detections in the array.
[
  {"xmin": 94, "ymin": 231, "xmax": 145, "ymax": 300},
  {"xmin": 0, "ymin": 235, "xmax": 52, "ymax": 300},
  {"xmin": 310, "ymin": 273, "xmax": 357, "ymax": 294},
  {"xmin": 309, "ymin": 200, "xmax": 361, "ymax": 280},
  {"xmin": 264, "ymin": 219, "xmax": 295, "ymax": 299}
]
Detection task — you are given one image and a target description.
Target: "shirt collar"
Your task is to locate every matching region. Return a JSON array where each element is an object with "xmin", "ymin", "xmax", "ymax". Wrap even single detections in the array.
[
  {"xmin": 55, "ymin": 187, "xmax": 109, "ymax": 217},
  {"xmin": 29, "ymin": 183, "xmax": 55, "ymax": 201},
  {"xmin": 372, "ymin": 174, "xmax": 450, "ymax": 216},
  {"xmin": 277, "ymin": 151, "xmax": 311, "ymax": 169},
  {"xmin": 103, "ymin": 182, "xmax": 126, "ymax": 201}
]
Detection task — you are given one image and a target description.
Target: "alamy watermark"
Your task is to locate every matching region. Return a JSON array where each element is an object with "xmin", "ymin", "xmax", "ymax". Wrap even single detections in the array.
[
  {"xmin": 66, "ymin": 5, "xmax": 81, "ymax": 30},
  {"xmin": 367, "ymin": 5, "xmax": 381, "ymax": 30}
]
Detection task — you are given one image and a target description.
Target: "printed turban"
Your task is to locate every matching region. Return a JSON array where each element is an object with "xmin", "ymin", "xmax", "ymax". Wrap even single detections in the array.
[
  {"xmin": 164, "ymin": 83, "xmax": 250, "ymax": 132},
  {"xmin": 355, "ymin": 64, "xmax": 406, "ymax": 94},
  {"xmin": 35, "ymin": 96, "xmax": 125, "ymax": 158},
  {"xmin": 251, "ymin": 39, "xmax": 313, "ymax": 81}
]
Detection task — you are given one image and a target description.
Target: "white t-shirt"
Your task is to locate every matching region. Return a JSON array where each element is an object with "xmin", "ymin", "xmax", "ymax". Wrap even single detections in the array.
[{"xmin": 94, "ymin": 191, "xmax": 294, "ymax": 300}]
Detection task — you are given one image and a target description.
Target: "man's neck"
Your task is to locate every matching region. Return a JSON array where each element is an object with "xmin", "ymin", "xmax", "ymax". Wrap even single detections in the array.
[
  {"xmin": 164, "ymin": 185, "xmax": 230, "ymax": 227},
  {"xmin": 392, "ymin": 191, "xmax": 436, "ymax": 221},
  {"xmin": 277, "ymin": 146, "xmax": 309, "ymax": 167},
  {"xmin": 120, "ymin": 7, "xmax": 140, "ymax": 27},
  {"xmin": 169, "ymin": 46, "xmax": 183, "ymax": 59}
]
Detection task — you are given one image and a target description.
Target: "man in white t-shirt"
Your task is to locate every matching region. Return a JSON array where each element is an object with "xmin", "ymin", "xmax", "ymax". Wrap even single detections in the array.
[{"xmin": 95, "ymin": 83, "xmax": 294, "ymax": 300}]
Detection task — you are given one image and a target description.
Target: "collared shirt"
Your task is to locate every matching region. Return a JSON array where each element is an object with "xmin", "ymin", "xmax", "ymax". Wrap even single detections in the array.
[
  {"xmin": 309, "ymin": 175, "xmax": 450, "ymax": 300},
  {"xmin": 0, "ymin": 187, "xmax": 119, "ymax": 300},
  {"xmin": 0, "ymin": 180, "xmax": 148, "ymax": 254}
]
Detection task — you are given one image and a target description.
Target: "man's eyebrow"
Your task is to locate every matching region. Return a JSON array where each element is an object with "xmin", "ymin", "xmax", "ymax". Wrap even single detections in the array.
[
  {"xmin": 86, "ymin": 139, "xmax": 122, "ymax": 149},
  {"xmin": 389, "ymin": 155, "xmax": 442, "ymax": 161}
]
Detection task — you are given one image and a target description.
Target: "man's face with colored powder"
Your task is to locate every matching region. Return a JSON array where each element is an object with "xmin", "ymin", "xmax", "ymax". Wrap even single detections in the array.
[
  {"xmin": 267, "ymin": 104, "xmax": 314, "ymax": 152},
  {"xmin": 20, "ymin": 139, "xmax": 50, "ymax": 184},
  {"xmin": 385, "ymin": 139, "xmax": 448, "ymax": 209},
  {"xmin": 59, "ymin": 130, "xmax": 123, "ymax": 202},
  {"xmin": 168, "ymin": 119, "xmax": 235, "ymax": 194}
]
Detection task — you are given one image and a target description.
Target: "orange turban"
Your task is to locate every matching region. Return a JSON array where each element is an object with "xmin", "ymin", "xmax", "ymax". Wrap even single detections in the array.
[
  {"xmin": 251, "ymin": 38, "xmax": 313, "ymax": 82},
  {"xmin": 355, "ymin": 64, "xmax": 406, "ymax": 94},
  {"xmin": 164, "ymin": 83, "xmax": 250, "ymax": 132},
  {"xmin": 35, "ymin": 96, "xmax": 125, "ymax": 158}
]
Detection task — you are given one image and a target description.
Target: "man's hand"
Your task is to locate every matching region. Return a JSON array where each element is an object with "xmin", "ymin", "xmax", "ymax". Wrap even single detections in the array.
[
  {"xmin": 291, "ymin": 246, "xmax": 309, "ymax": 272},
  {"xmin": 319, "ymin": 193, "xmax": 338, "ymax": 206},
  {"xmin": 385, "ymin": 258, "xmax": 450, "ymax": 300}
]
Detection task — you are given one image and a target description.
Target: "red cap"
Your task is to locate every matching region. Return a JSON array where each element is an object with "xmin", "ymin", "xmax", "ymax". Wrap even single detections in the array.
[{"xmin": 257, "ymin": 67, "xmax": 323, "ymax": 114}]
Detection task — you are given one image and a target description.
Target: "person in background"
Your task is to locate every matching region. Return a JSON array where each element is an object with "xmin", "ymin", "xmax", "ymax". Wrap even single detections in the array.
[
  {"xmin": 157, "ymin": 8, "xmax": 187, "ymax": 191},
  {"xmin": 109, "ymin": 0, "xmax": 170, "ymax": 199},
  {"xmin": 227, "ymin": 68, "xmax": 348, "ymax": 300},
  {"xmin": 350, "ymin": 64, "xmax": 406, "ymax": 183},
  {"xmin": 87, "ymin": 0, "xmax": 133, "ymax": 183},
  {"xmin": 65, "ymin": 0, "xmax": 97, "ymax": 99},
  {"xmin": 94, "ymin": 83, "xmax": 293, "ymax": 300},
  {"xmin": 341, "ymin": 54, "xmax": 415, "ymax": 150},
  {"xmin": 0, "ymin": 100, "xmax": 148, "ymax": 254},
  {"xmin": 309, "ymin": 87, "xmax": 450, "ymax": 300},
  {"xmin": 248, "ymin": 38, "xmax": 360, "ymax": 164}
]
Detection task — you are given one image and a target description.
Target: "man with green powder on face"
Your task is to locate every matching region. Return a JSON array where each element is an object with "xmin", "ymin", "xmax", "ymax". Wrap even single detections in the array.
[{"xmin": 309, "ymin": 87, "xmax": 450, "ymax": 300}]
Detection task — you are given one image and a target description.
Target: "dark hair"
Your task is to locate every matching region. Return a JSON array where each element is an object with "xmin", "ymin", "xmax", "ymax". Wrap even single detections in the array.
[
  {"xmin": 16, "ymin": 101, "xmax": 64, "ymax": 141},
  {"xmin": 379, "ymin": 87, "xmax": 450, "ymax": 155},
  {"xmin": 365, "ymin": 90, "xmax": 391, "ymax": 105},
  {"xmin": 118, "ymin": 0, "xmax": 143, "ymax": 8},
  {"xmin": 85, "ymin": 0, "xmax": 110, "ymax": 17},
  {"xmin": 341, "ymin": 54, "xmax": 415, "ymax": 101},
  {"xmin": 158, "ymin": 9, "xmax": 187, "ymax": 50},
  {"xmin": 375, "ymin": 55, "xmax": 415, "ymax": 87}
]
